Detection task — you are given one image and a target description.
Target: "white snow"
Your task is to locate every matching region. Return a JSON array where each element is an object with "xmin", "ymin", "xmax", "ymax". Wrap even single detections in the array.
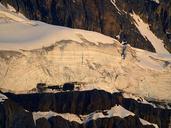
[
  {"xmin": 0, "ymin": 4, "xmax": 36, "ymax": 25},
  {"xmin": 123, "ymin": 93, "xmax": 157, "ymax": 108},
  {"xmin": 110, "ymin": 0, "xmax": 121, "ymax": 14},
  {"xmin": 7, "ymin": 4, "xmax": 17, "ymax": 12},
  {"xmin": 0, "ymin": 3, "xmax": 115, "ymax": 50},
  {"xmin": 140, "ymin": 119, "xmax": 159, "ymax": 128},
  {"xmin": 0, "ymin": 93, "xmax": 8, "ymax": 102},
  {"xmin": 130, "ymin": 12, "xmax": 169, "ymax": 54},
  {"xmin": 84, "ymin": 105, "xmax": 134, "ymax": 122},
  {"xmin": 33, "ymin": 111, "xmax": 82, "ymax": 124},
  {"xmin": 0, "ymin": 21, "xmax": 116, "ymax": 50},
  {"xmin": 107, "ymin": 105, "xmax": 134, "ymax": 118},
  {"xmin": 83, "ymin": 105, "xmax": 158, "ymax": 128},
  {"xmin": 135, "ymin": 48, "xmax": 171, "ymax": 71},
  {"xmin": 32, "ymin": 105, "xmax": 158, "ymax": 128},
  {"xmin": 151, "ymin": 0, "xmax": 160, "ymax": 4},
  {"xmin": 0, "ymin": 11, "xmax": 35, "ymax": 25}
]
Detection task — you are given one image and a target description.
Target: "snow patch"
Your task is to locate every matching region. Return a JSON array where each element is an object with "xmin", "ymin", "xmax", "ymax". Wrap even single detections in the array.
[
  {"xmin": 0, "ymin": 21, "xmax": 116, "ymax": 50},
  {"xmin": 0, "ymin": 3, "xmax": 171, "ymax": 102},
  {"xmin": 84, "ymin": 105, "xmax": 133, "ymax": 123},
  {"xmin": 7, "ymin": 4, "xmax": 16, "ymax": 12},
  {"xmin": 0, "ymin": 93, "xmax": 8, "ymax": 102},
  {"xmin": 135, "ymin": 48, "xmax": 171, "ymax": 71},
  {"xmin": 83, "ymin": 105, "xmax": 158, "ymax": 128},
  {"xmin": 123, "ymin": 93, "xmax": 157, "ymax": 108},
  {"xmin": 130, "ymin": 12, "xmax": 169, "ymax": 54},
  {"xmin": 110, "ymin": 0, "xmax": 121, "ymax": 14},
  {"xmin": 0, "ymin": 9, "xmax": 36, "ymax": 25},
  {"xmin": 151, "ymin": 0, "xmax": 160, "ymax": 4},
  {"xmin": 33, "ymin": 111, "xmax": 82, "ymax": 124},
  {"xmin": 32, "ymin": 105, "xmax": 158, "ymax": 128}
]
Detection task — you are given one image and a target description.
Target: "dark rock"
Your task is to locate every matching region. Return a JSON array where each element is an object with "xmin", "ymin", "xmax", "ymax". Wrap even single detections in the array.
[
  {"xmin": 0, "ymin": 95, "xmax": 156, "ymax": 128},
  {"xmin": 4, "ymin": 90, "xmax": 114, "ymax": 114},
  {"xmin": 4, "ymin": 90, "xmax": 171, "ymax": 128},
  {"xmin": 47, "ymin": 85, "xmax": 62, "ymax": 91},
  {"xmin": 36, "ymin": 114, "xmax": 154, "ymax": 128},
  {"xmin": 119, "ymin": 97, "xmax": 171, "ymax": 128},
  {"xmin": 36, "ymin": 83, "xmax": 47, "ymax": 93},
  {"xmin": 0, "ymin": 97, "xmax": 35, "ymax": 128},
  {"xmin": 48, "ymin": 116, "xmax": 81, "ymax": 128},
  {"xmin": 63, "ymin": 82, "xmax": 75, "ymax": 91},
  {"xmin": 36, "ymin": 117, "xmax": 51, "ymax": 128}
]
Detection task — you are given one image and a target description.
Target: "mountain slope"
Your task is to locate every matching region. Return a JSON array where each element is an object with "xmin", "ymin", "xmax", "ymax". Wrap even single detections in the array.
[
  {"xmin": 0, "ymin": 3, "xmax": 171, "ymax": 128},
  {"xmin": 0, "ymin": 4, "xmax": 171, "ymax": 102},
  {"xmin": 1, "ymin": 0, "xmax": 170, "ymax": 52}
]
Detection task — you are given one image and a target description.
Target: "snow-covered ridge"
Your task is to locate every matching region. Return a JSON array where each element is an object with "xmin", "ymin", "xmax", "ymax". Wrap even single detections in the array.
[
  {"xmin": 33, "ymin": 111, "xmax": 82, "ymax": 124},
  {"xmin": 84, "ymin": 105, "xmax": 134, "ymax": 123},
  {"xmin": 0, "ymin": 3, "xmax": 116, "ymax": 50},
  {"xmin": 0, "ymin": 21, "xmax": 116, "ymax": 50},
  {"xmin": 0, "ymin": 3, "xmax": 36, "ymax": 25},
  {"xmin": 84, "ymin": 105, "xmax": 158, "ymax": 128},
  {"xmin": 33, "ymin": 105, "xmax": 158, "ymax": 128}
]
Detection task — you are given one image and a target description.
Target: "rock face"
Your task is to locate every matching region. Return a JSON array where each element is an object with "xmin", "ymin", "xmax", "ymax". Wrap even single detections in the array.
[
  {"xmin": 4, "ymin": 90, "xmax": 171, "ymax": 128},
  {"xmin": 1, "ymin": 0, "xmax": 170, "ymax": 52},
  {"xmin": 0, "ymin": 91, "xmax": 158, "ymax": 128},
  {"xmin": 36, "ymin": 115, "xmax": 155, "ymax": 128},
  {"xmin": 36, "ymin": 118, "xmax": 51, "ymax": 128},
  {"xmin": 0, "ymin": 97, "xmax": 35, "ymax": 128}
]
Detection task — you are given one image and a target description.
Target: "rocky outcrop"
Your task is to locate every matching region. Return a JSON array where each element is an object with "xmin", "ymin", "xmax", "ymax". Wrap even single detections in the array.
[
  {"xmin": 35, "ymin": 115, "xmax": 155, "ymax": 128},
  {"xmin": 4, "ymin": 90, "xmax": 171, "ymax": 128},
  {"xmin": 34, "ymin": 114, "xmax": 155, "ymax": 128},
  {"xmin": 0, "ymin": 91, "xmax": 157, "ymax": 128},
  {"xmin": 1, "ymin": 0, "xmax": 170, "ymax": 52},
  {"xmin": 48, "ymin": 116, "xmax": 81, "ymax": 128},
  {"xmin": 0, "ymin": 96, "xmax": 35, "ymax": 128},
  {"xmin": 4, "ymin": 90, "xmax": 116, "ymax": 114},
  {"xmin": 83, "ymin": 115, "xmax": 155, "ymax": 128},
  {"xmin": 120, "ymin": 97, "xmax": 171, "ymax": 128}
]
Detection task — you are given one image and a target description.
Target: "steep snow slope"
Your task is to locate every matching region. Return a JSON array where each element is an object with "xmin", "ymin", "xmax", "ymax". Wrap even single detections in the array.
[
  {"xmin": 131, "ymin": 12, "xmax": 169, "ymax": 54},
  {"xmin": 0, "ymin": 4, "xmax": 171, "ymax": 101},
  {"xmin": 0, "ymin": 21, "xmax": 114, "ymax": 50},
  {"xmin": 0, "ymin": 3, "xmax": 114, "ymax": 50}
]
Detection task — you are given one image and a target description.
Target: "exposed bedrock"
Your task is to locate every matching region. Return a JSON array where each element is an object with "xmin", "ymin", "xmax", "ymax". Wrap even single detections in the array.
[
  {"xmin": 0, "ymin": 92, "xmax": 155, "ymax": 128},
  {"xmin": 4, "ymin": 89, "xmax": 171, "ymax": 128},
  {"xmin": 35, "ymin": 115, "xmax": 155, "ymax": 128},
  {"xmin": 1, "ymin": 0, "xmax": 171, "ymax": 52},
  {"xmin": 0, "ymin": 97, "xmax": 35, "ymax": 128}
]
